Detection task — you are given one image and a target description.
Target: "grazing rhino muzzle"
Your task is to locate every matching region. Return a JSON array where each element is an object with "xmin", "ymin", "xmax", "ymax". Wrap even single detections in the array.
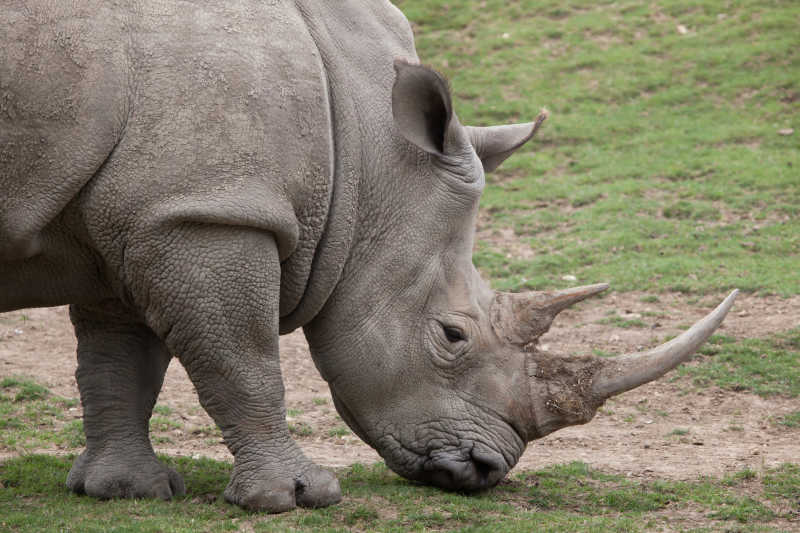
[
  {"xmin": 323, "ymin": 274, "xmax": 738, "ymax": 492},
  {"xmin": 1, "ymin": 0, "xmax": 738, "ymax": 510}
]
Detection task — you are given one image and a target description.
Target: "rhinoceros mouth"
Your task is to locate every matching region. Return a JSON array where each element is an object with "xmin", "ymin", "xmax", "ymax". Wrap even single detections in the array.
[
  {"xmin": 330, "ymin": 384, "xmax": 519, "ymax": 491},
  {"xmin": 377, "ymin": 433, "xmax": 512, "ymax": 491},
  {"xmin": 419, "ymin": 442, "xmax": 509, "ymax": 490}
]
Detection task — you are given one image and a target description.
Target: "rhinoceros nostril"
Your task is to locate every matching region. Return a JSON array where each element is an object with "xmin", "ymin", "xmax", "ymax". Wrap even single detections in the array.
[
  {"xmin": 426, "ymin": 464, "xmax": 458, "ymax": 490},
  {"xmin": 471, "ymin": 456, "xmax": 493, "ymax": 487},
  {"xmin": 470, "ymin": 447, "xmax": 507, "ymax": 488},
  {"xmin": 422, "ymin": 449, "xmax": 507, "ymax": 491}
]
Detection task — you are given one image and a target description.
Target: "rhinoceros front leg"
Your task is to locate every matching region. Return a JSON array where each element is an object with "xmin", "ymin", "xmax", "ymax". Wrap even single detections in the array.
[
  {"xmin": 125, "ymin": 225, "xmax": 340, "ymax": 513},
  {"xmin": 67, "ymin": 301, "xmax": 185, "ymax": 500}
]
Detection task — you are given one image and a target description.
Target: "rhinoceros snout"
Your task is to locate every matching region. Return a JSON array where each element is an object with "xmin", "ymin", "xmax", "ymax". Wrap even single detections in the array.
[{"xmin": 420, "ymin": 446, "xmax": 508, "ymax": 491}]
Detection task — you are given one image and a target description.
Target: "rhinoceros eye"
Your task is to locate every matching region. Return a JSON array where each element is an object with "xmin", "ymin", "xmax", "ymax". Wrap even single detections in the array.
[
  {"xmin": 442, "ymin": 325, "xmax": 466, "ymax": 343},
  {"xmin": 429, "ymin": 320, "xmax": 471, "ymax": 364}
]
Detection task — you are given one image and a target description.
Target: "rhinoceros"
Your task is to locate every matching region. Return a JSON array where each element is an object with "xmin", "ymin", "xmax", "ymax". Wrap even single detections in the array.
[{"xmin": 1, "ymin": 0, "xmax": 737, "ymax": 513}]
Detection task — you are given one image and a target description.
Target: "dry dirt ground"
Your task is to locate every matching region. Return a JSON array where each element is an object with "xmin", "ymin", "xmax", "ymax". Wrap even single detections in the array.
[{"xmin": 1, "ymin": 292, "xmax": 798, "ymax": 483}]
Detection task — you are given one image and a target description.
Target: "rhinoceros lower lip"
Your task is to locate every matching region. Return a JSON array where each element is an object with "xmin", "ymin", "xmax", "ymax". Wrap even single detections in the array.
[
  {"xmin": 420, "ymin": 444, "xmax": 508, "ymax": 491},
  {"xmin": 375, "ymin": 432, "xmax": 510, "ymax": 491}
]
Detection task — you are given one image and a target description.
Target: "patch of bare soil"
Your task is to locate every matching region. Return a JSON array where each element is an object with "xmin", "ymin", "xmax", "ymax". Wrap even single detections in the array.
[{"xmin": 1, "ymin": 291, "xmax": 798, "ymax": 483}]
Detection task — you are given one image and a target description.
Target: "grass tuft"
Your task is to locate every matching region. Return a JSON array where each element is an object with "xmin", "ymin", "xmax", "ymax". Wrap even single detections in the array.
[
  {"xmin": 774, "ymin": 411, "xmax": 800, "ymax": 428},
  {"xmin": 1, "ymin": 377, "xmax": 50, "ymax": 402},
  {"xmin": 679, "ymin": 328, "xmax": 800, "ymax": 397},
  {"xmin": 288, "ymin": 422, "xmax": 313, "ymax": 437}
]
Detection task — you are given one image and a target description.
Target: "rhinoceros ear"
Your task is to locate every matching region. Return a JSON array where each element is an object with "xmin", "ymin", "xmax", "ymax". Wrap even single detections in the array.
[
  {"xmin": 465, "ymin": 111, "xmax": 548, "ymax": 172},
  {"xmin": 392, "ymin": 60, "xmax": 460, "ymax": 156}
]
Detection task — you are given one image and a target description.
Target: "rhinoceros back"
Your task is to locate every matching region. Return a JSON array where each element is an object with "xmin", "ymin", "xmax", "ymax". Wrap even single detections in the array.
[
  {"xmin": 0, "ymin": 1, "xmax": 130, "ymax": 261},
  {"xmin": 1, "ymin": 1, "xmax": 337, "ymax": 319},
  {"xmin": 0, "ymin": 0, "xmax": 415, "ymax": 326}
]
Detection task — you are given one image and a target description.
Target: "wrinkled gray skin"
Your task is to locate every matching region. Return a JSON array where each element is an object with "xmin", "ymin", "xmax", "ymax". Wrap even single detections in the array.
[{"xmin": 1, "ymin": 1, "xmax": 736, "ymax": 513}]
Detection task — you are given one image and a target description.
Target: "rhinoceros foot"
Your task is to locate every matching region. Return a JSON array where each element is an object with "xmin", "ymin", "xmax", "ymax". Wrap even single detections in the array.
[
  {"xmin": 67, "ymin": 449, "xmax": 185, "ymax": 501},
  {"xmin": 224, "ymin": 458, "xmax": 341, "ymax": 513}
]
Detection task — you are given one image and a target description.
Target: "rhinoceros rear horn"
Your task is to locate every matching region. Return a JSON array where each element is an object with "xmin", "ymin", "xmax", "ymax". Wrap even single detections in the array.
[
  {"xmin": 466, "ymin": 110, "xmax": 548, "ymax": 173},
  {"xmin": 491, "ymin": 283, "xmax": 609, "ymax": 346},
  {"xmin": 392, "ymin": 59, "xmax": 457, "ymax": 156}
]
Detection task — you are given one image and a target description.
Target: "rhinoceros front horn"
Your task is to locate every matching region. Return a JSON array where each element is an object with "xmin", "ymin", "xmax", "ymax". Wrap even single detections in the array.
[
  {"xmin": 491, "ymin": 283, "xmax": 610, "ymax": 346},
  {"xmin": 592, "ymin": 290, "xmax": 739, "ymax": 399}
]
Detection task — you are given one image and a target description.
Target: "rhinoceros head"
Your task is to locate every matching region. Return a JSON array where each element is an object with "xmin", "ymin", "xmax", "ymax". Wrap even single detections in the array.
[{"xmin": 304, "ymin": 61, "xmax": 737, "ymax": 492}]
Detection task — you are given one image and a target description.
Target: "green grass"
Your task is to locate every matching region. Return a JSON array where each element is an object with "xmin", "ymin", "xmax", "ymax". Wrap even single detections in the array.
[
  {"xmin": 327, "ymin": 426, "xmax": 351, "ymax": 438},
  {"xmin": 150, "ymin": 416, "xmax": 182, "ymax": 432},
  {"xmin": 678, "ymin": 329, "xmax": 800, "ymax": 397},
  {"xmin": 774, "ymin": 411, "xmax": 800, "ymax": 428},
  {"xmin": 0, "ymin": 377, "xmax": 85, "ymax": 450},
  {"xmin": 723, "ymin": 469, "xmax": 758, "ymax": 486},
  {"xmin": 0, "ymin": 377, "xmax": 190, "ymax": 452},
  {"xmin": 597, "ymin": 313, "xmax": 649, "ymax": 328},
  {"xmin": 153, "ymin": 404, "xmax": 173, "ymax": 416},
  {"xmin": 1, "ymin": 457, "xmax": 796, "ymax": 532},
  {"xmin": 762, "ymin": 463, "xmax": 800, "ymax": 502},
  {"xmin": 393, "ymin": 0, "xmax": 800, "ymax": 295},
  {"xmin": 288, "ymin": 422, "xmax": 313, "ymax": 437},
  {"xmin": 1, "ymin": 376, "xmax": 50, "ymax": 402},
  {"xmin": 3, "ymin": 375, "xmax": 794, "ymax": 531}
]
